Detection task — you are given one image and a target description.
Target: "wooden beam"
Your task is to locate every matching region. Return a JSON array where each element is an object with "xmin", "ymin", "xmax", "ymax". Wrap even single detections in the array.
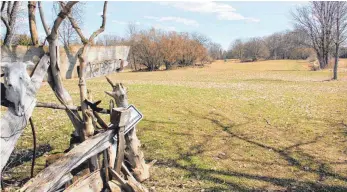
[
  {"xmin": 20, "ymin": 130, "xmax": 114, "ymax": 192},
  {"xmin": 110, "ymin": 108, "xmax": 130, "ymax": 173},
  {"xmin": 0, "ymin": 55, "xmax": 50, "ymax": 173},
  {"xmin": 64, "ymin": 170, "xmax": 104, "ymax": 192},
  {"xmin": 108, "ymin": 168, "xmax": 133, "ymax": 192},
  {"xmin": 108, "ymin": 180, "xmax": 122, "ymax": 192},
  {"xmin": 35, "ymin": 102, "xmax": 110, "ymax": 114},
  {"xmin": 122, "ymin": 163, "xmax": 149, "ymax": 192}
]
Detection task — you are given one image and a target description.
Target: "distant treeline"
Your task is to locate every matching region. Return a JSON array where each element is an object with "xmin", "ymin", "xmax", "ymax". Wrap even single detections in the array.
[
  {"xmin": 226, "ymin": 30, "xmax": 347, "ymax": 62},
  {"xmin": 226, "ymin": 30, "xmax": 315, "ymax": 62}
]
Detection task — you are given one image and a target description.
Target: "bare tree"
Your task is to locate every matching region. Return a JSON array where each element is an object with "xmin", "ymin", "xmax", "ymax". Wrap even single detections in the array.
[
  {"xmin": 127, "ymin": 22, "xmax": 139, "ymax": 70},
  {"xmin": 244, "ymin": 37, "xmax": 269, "ymax": 61},
  {"xmin": 208, "ymin": 42, "xmax": 223, "ymax": 60},
  {"xmin": 1, "ymin": 1, "xmax": 20, "ymax": 46},
  {"xmin": 191, "ymin": 32, "xmax": 211, "ymax": 47},
  {"xmin": 332, "ymin": 2, "xmax": 347, "ymax": 80},
  {"xmin": 95, "ymin": 34, "xmax": 123, "ymax": 46},
  {"xmin": 28, "ymin": 1, "xmax": 38, "ymax": 46},
  {"xmin": 38, "ymin": 1, "xmax": 83, "ymax": 136},
  {"xmin": 229, "ymin": 39, "xmax": 244, "ymax": 60},
  {"xmin": 265, "ymin": 32, "xmax": 284, "ymax": 60},
  {"xmin": 54, "ymin": 2, "xmax": 85, "ymax": 46},
  {"xmin": 65, "ymin": 1, "xmax": 108, "ymax": 140},
  {"xmin": 292, "ymin": 2, "xmax": 336, "ymax": 69}
]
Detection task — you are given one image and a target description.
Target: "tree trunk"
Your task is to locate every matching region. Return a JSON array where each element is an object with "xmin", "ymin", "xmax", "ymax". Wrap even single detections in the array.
[
  {"xmin": 28, "ymin": 1, "xmax": 39, "ymax": 46},
  {"xmin": 164, "ymin": 61, "xmax": 172, "ymax": 70},
  {"xmin": 47, "ymin": 39, "xmax": 83, "ymax": 136},
  {"xmin": 77, "ymin": 45, "xmax": 94, "ymax": 139},
  {"xmin": 317, "ymin": 53, "xmax": 325, "ymax": 70},
  {"xmin": 333, "ymin": 44, "xmax": 339, "ymax": 80},
  {"xmin": 3, "ymin": 30, "xmax": 14, "ymax": 46},
  {"xmin": 132, "ymin": 53, "xmax": 137, "ymax": 71}
]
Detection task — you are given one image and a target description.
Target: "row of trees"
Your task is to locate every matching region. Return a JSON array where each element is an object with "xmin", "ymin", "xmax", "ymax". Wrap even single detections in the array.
[
  {"xmin": 227, "ymin": 30, "xmax": 313, "ymax": 62},
  {"xmin": 227, "ymin": 2, "xmax": 347, "ymax": 80}
]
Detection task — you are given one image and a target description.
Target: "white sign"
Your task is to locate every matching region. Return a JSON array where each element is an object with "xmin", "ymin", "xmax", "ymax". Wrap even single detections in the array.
[{"xmin": 125, "ymin": 105, "xmax": 143, "ymax": 134}]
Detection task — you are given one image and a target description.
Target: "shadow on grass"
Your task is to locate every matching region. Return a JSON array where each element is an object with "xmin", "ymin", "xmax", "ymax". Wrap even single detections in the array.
[
  {"xmin": 150, "ymin": 110, "xmax": 347, "ymax": 191},
  {"xmin": 2, "ymin": 144, "xmax": 53, "ymax": 189},
  {"xmin": 3, "ymin": 144, "xmax": 52, "ymax": 171}
]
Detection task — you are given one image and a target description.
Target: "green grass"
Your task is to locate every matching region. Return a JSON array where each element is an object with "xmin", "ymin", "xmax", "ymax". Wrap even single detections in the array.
[{"xmin": 3, "ymin": 59, "xmax": 347, "ymax": 191}]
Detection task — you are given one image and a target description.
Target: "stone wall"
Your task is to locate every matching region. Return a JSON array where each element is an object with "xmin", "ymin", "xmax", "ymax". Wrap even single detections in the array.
[{"xmin": 1, "ymin": 45, "xmax": 129, "ymax": 79}]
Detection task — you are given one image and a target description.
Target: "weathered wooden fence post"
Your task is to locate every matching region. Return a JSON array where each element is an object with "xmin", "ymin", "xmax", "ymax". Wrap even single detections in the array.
[{"xmin": 105, "ymin": 77, "xmax": 151, "ymax": 182}]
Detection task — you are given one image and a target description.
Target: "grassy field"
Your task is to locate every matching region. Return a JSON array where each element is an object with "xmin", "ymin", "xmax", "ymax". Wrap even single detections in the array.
[{"xmin": 3, "ymin": 59, "xmax": 347, "ymax": 191}]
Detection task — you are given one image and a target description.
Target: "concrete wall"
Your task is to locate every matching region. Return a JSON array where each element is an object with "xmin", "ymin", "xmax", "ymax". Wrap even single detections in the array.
[{"xmin": 1, "ymin": 45, "xmax": 130, "ymax": 79}]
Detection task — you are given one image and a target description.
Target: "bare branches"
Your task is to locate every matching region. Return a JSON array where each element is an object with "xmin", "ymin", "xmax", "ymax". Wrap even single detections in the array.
[
  {"xmin": 48, "ymin": 1, "xmax": 78, "ymax": 41},
  {"xmin": 66, "ymin": 1, "xmax": 107, "ymax": 45},
  {"xmin": 62, "ymin": 1, "xmax": 108, "ymax": 140},
  {"xmin": 1, "ymin": 14, "xmax": 10, "ymax": 30},
  {"xmin": 89, "ymin": 1, "xmax": 108, "ymax": 43},
  {"xmin": 66, "ymin": 12, "xmax": 88, "ymax": 44},
  {"xmin": 292, "ymin": 2, "xmax": 337, "ymax": 69},
  {"xmin": 41, "ymin": 1, "xmax": 83, "ymax": 136}
]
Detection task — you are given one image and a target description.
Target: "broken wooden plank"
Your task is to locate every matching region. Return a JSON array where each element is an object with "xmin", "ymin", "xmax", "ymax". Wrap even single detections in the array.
[
  {"xmin": 52, "ymin": 173, "xmax": 73, "ymax": 192},
  {"xmin": 109, "ymin": 168, "xmax": 133, "ymax": 192},
  {"xmin": 0, "ymin": 55, "xmax": 50, "ymax": 173},
  {"xmin": 108, "ymin": 180, "xmax": 122, "ymax": 192},
  {"xmin": 122, "ymin": 163, "xmax": 149, "ymax": 192},
  {"xmin": 20, "ymin": 129, "xmax": 115, "ymax": 192},
  {"xmin": 64, "ymin": 170, "xmax": 104, "ymax": 192}
]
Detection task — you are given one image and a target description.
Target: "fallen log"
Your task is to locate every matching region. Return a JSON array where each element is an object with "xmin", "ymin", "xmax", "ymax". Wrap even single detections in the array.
[{"xmin": 0, "ymin": 55, "xmax": 50, "ymax": 173}]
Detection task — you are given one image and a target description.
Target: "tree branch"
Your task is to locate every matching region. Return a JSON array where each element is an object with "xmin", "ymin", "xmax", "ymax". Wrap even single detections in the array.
[
  {"xmin": 89, "ymin": 1, "xmax": 107, "ymax": 43},
  {"xmin": 38, "ymin": 1, "xmax": 50, "ymax": 36},
  {"xmin": 1, "ymin": 15, "xmax": 10, "ymax": 30},
  {"xmin": 48, "ymin": 1, "xmax": 78, "ymax": 41},
  {"xmin": 1, "ymin": 1, "xmax": 5, "ymax": 12},
  {"xmin": 66, "ymin": 13, "xmax": 88, "ymax": 44},
  {"xmin": 6, "ymin": 1, "xmax": 11, "ymax": 17}
]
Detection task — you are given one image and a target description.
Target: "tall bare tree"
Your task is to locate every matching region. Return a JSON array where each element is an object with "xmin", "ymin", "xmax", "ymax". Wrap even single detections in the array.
[
  {"xmin": 38, "ymin": 1, "xmax": 83, "ymax": 136},
  {"xmin": 244, "ymin": 37, "xmax": 269, "ymax": 61},
  {"xmin": 1, "ymin": 1, "xmax": 20, "ymax": 46},
  {"xmin": 332, "ymin": 2, "xmax": 347, "ymax": 80},
  {"xmin": 28, "ymin": 1, "xmax": 38, "ymax": 46},
  {"xmin": 127, "ymin": 22, "xmax": 139, "ymax": 70},
  {"xmin": 292, "ymin": 2, "xmax": 336, "ymax": 69},
  {"xmin": 229, "ymin": 39, "xmax": 244, "ymax": 60},
  {"xmin": 208, "ymin": 42, "xmax": 223, "ymax": 60},
  {"xmin": 66, "ymin": 1, "xmax": 108, "ymax": 139}
]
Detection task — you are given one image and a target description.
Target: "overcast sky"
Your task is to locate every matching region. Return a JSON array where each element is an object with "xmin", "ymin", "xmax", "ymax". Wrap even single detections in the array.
[{"xmin": 1, "ymin": 1, "xmax": 308, "ymax": 50}]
